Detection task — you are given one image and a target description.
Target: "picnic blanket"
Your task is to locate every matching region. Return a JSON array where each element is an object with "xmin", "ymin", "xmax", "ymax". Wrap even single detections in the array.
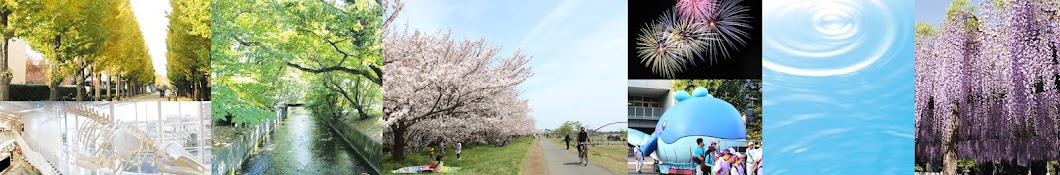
[{"xmin": 391, "ymin": 165, "xmax": 462, "ymax": 174}]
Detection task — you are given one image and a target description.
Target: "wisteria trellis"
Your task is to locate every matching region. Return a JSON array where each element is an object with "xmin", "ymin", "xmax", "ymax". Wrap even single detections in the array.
[
  {"xmin": 636, "ymin": 0, "xmax": 753, "ymax": 78},
  {"xmin": 914, "ymin": 0, "xmax": 1060, "ymax": 164}
]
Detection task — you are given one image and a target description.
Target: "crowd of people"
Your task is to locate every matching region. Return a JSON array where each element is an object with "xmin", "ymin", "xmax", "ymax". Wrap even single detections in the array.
[
  {"xmin": 692, "ymin": 139, "xmax": 763, "ymax": 175},
  {"xmin": 632, "ymin": 138, "xmax": 763, "ymax": 175}
]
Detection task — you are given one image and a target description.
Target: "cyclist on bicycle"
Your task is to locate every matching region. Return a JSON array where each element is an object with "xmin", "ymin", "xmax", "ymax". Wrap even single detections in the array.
[{"xmin": 577, "ymin": 127, "xmax": 592, "ymax": 158}]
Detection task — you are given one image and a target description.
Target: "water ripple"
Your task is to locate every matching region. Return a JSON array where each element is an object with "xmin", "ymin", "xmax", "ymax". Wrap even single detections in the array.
[
  {"xmin": 763, "ymin": 0, "xmax": 897, "ymax": 77},
  {"xmin": 762, "ymin": 0, "xmax": 913, "ymax": 174}
]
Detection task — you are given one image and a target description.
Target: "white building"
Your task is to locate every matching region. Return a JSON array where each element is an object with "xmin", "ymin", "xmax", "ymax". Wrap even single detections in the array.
[{"xmin": 627, "ymin": 80, "xmax": 675, "ymax": 134}]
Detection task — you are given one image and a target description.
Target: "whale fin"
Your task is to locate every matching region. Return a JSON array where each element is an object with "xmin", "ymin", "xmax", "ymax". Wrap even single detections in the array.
[{"xmin": 628, "ymin": 128, "xmax": 647, "ymax": 146}]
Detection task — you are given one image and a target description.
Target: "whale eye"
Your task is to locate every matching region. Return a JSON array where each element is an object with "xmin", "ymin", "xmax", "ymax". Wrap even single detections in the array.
[{"xmin": 661, "ymin": 121, "xmax": 666, "ymax": 131}]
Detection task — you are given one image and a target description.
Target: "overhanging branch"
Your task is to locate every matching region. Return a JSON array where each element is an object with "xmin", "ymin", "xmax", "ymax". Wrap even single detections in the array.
[{"xmin": 285, "ymin": 62, "xmax": 382, "ymax": 85}]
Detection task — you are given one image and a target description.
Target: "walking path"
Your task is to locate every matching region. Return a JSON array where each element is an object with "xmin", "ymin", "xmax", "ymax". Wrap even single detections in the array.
[
  {"xmin": 125, "ymin": 91, "xmax": 193, "ymax": 101},
  {"xmin": 538, "ymin": 137, "xmax": 616, "ymax": 175}
]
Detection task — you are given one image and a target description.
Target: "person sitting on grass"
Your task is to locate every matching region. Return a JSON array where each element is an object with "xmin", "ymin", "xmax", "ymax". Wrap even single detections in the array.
[{"xmin": 428, "ymin": 155, "xmax": 445, "ymax": 173}]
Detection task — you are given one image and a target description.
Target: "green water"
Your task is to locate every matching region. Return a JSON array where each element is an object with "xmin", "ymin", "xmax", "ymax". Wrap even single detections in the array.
[{"xmin": 239, "ymin": 108, "xmax": 369, "ymax": 174}]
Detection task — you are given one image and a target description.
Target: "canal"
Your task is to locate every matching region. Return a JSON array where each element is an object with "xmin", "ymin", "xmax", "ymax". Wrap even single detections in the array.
[{"xmin": 239, "ymin": 108, "xmax": 370, "ymax": 174}]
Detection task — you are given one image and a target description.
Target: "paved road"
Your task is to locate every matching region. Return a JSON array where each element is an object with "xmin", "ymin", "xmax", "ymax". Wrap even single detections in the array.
[
  {"xmin": 126, "ymin": 91, "xmax": 192, "ymax": 101},
  {"xmin": 629, "ymin": 156, "xmax": 662, "ymax": 175},
  {"xmin": 538, "ymin": 137, "xmax": 617, "ymax": 175}
]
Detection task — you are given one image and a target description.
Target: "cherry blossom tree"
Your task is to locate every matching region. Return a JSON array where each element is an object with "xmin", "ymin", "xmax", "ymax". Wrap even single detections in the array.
[{"xmin": 382, "ymin": 28, "xmax": 534, "ymax": 160}]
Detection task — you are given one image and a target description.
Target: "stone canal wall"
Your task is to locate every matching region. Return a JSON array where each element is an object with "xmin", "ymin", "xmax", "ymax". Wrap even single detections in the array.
[
  {"xmin": 326, "ymin": 116, "xmax": 383, "ymax": 175},
  {"xmin": 211, "ymin": 111, "xmax": 282, "ymax": 175}
]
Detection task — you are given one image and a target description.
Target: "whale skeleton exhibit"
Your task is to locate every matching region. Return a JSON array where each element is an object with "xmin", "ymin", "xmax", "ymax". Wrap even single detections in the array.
[
  {"xmin": 0, "ymin": 102, "xmax": 208, "ymax": 175},
  {"xmin": 62, "ymin": 104, "xmax": 207, "ymax": 175}
]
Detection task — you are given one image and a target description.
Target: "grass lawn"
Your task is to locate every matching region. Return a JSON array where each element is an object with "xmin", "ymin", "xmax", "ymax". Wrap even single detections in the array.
[
  {"xmin": 384, "ymin": 137, "xmax": 533, "ymax": 174},
  {"xmin": 548, "ymin": 138, "xmax": 627, "ymax": 175}
]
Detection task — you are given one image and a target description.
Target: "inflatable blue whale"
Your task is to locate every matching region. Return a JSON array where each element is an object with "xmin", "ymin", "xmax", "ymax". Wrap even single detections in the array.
[{"xmin": 628, "ymin": 87, "xmax": 747, "ymax": 164}]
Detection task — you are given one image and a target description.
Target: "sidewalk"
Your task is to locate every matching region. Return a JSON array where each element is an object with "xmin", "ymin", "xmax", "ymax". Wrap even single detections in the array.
[{"xmin": 124, "ymin": 92, "xmax": 194, "ymax": 101}]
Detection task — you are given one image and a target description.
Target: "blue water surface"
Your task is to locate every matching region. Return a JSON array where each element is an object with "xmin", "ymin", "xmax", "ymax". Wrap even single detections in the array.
[{"xmin": 762, "ymin": 0, "xmax": 914, "ymax": 174}]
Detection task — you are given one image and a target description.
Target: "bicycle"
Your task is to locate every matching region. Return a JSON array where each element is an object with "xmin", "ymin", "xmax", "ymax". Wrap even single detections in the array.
[{"xmin": 578, "ymin": 142, "xmax": 588, "ymax": 166}]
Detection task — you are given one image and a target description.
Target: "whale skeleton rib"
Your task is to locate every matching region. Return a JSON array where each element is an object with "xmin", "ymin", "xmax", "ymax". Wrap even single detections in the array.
[{"xmin": 61, "ymin": 103, "xmax": 206, "ymax": 175}]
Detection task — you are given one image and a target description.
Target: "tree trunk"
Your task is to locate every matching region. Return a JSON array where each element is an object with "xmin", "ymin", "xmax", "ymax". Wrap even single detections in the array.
[
  {"xmin": 48, "ymin": 79, "xmax": 60, "ymax": 101},
  {"xmin": 0, "ymin": 39, "xmax": 10, "ymax": 101},
  {"xmin": 391, "ymin": 121, "xmax": 408, "ymax": 161},
  {"xmin": 115, "ymin": 73, "xmax": 121, "ymax": 100},
  {"xmin": 942, "ymin": 105, "xmax": 960, "ymax": 175},
  {"xmin": 193, "ymin": 81, "xmax": 200, "ymax": 101},
  {"xmin": 106, "ymin": 73, "xmax": 112, "ymax": 101},
  {"xmin": 94, "ymin": 72, "xmax": 100, "ymax": 101},
  {"xmin": 75, "ymin": 68, "xmax": 84, "ymax": 101},
  {"xmin": 48, "ymin": 62, "xmax": 61, "ymax": 101}
]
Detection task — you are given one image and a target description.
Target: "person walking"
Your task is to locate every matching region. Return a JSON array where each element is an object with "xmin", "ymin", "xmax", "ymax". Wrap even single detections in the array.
[
  {"xmin": 635, "ymin": 144, "xmax": 644, "ymax": 173},
  {"xmin": 753, "ymin": 144, "xmax": 763, "ymax": 175},
  {"xmin": 692, "ymin": 138, "xmax": 707, "ymax": 175},
  {"xmin": 713, "ymin": 148, "xmax": 733, "ymax": 175},
  {"xmin": 456, "ymin": 142, "xmax": 463, "ymax": 160},
  {"xmin": 565, "ymin": 134, "xmax": 571, "ymax": 150},
  {"xmin": 745, "ymin": 142, "xmax": 757, "ymax": 175},
  {"xmin": 439, "ymin": 138, "xmax": 447, "ymax": 157},
  {"xmin": 731, "ymin": 153, "xmax": 746, "ymax": 175}
]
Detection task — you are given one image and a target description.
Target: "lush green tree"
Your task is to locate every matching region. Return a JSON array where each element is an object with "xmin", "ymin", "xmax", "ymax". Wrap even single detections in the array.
[
  {"xmin": 551, "ymin": 121, "xmax": 585, "ymax": 138},
  {"xmin": 167, "ymin": 0, "xmax": 210, "ymax": 101},
  {"xmin": 12, "ymin": 0, "xmax": 154, "ymax": 101},
  {"xmin": 279, "ymin": 0, "xmax": 383, "ymax": 86},
  {"xmin": 212, "ymin": 0, "xmax": 382, "ymax": 125},
  {"xmin": 21, "ymin": 0, "xmax": 110, "ymax": 100},
  {"xmin": 0, "ymin": 0, "xmax": 30, "ymax": 101},
  {"xmin": 672, "ymin": 79, "xmax": 762, "ymax": 140}
]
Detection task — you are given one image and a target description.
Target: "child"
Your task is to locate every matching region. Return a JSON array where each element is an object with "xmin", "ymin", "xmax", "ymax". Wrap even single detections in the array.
[
  {"xmin": 430, "ymin": 147, "xmax": 435, "ymax": 160},
  {"xmin": 456, "ymin": 142, "xmax": 463, "ymax": 160}
]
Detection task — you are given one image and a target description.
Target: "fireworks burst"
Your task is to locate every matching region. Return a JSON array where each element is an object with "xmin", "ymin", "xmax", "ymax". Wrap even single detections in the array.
[
  {"xmin": 635, "ymin": 0, "xmax": 752, "ymax": 78},
  {"xmin": 637, "ymin": 10, "xmax": 717, "ymax": 78},
  {"xmin": 676, "ymin": 0, "xmax": 715, "ymax": 21},
  {"xmin": 703, "ymin": 0, "xmax": 753, "ymax": 64}
]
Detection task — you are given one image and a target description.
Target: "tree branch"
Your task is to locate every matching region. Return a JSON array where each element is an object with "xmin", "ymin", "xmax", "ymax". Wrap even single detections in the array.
[{"xmin": 286, "ymin": 61, "xmax": 382, "ymax": 85}]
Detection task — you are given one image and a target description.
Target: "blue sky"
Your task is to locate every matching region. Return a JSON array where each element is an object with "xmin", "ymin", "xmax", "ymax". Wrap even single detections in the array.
[
  {"xmin": 916, "ymin": 0, "xmax": 979, "ymax": 26},
  {"xmin": 395, "ymin": 0, "xmax": 629, "ymax": 132}
]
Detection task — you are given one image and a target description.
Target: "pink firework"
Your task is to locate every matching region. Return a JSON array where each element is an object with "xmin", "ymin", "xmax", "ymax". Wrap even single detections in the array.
[{"xmin": 675, "ymin": 0, "xmax": 715, "ymax": 21}]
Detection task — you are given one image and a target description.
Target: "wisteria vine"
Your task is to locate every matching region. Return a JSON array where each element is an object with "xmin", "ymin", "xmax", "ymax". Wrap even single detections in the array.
[{"xmin": 914, "ymin": 0, "xmax": 1060, "ymax": 164}]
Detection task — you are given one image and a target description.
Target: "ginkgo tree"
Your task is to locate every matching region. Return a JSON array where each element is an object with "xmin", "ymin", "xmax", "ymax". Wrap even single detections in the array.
[
  {"xmin": 21, "ymin": 0, "xmax": 107, "ymax": 101},
  {"xmin": 14, "ymin": 0, "xmax": 155, "ymax": 101},
  {"xmin": 167, "ymin": 0, "xmax": 210, "ymax": 101},
  {"xmin": 0, "ymin": 0, "xmax": 27, "ymax": 101}
]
